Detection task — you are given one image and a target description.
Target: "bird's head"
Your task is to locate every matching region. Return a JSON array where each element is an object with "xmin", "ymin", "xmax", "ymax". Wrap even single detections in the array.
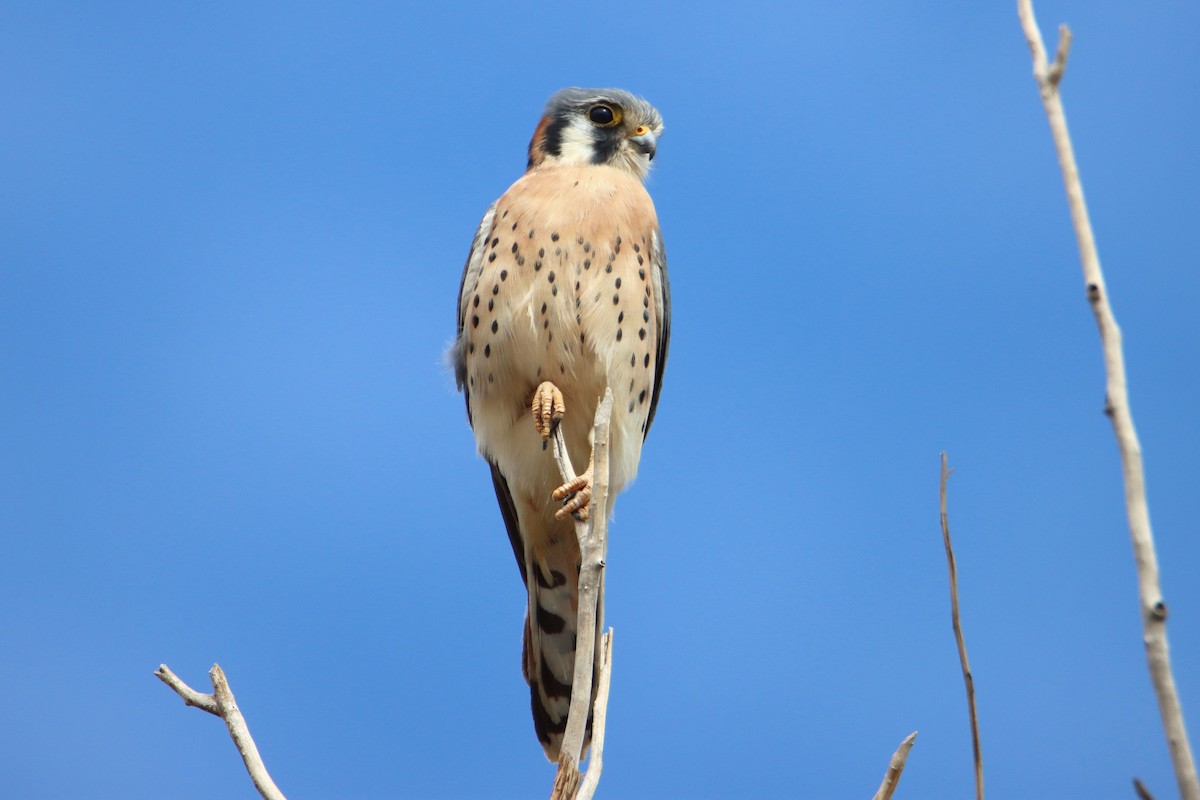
[{"xmin": 527, "ymin": 87, "xmax": 663, "ymax": 180}]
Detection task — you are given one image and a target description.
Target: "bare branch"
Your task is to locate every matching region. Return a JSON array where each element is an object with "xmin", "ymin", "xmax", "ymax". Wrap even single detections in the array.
[
  {"xmin": 871, "ymin": 732, "xmax": 918, "ymax": 800},
  {"xmin": 156, "ymin": 663, "xmax": 288, "ymax": 800},
  {"xmin": 562, "ymin": 388, "xmax": 611, "ymax": 760},
  {"xmin": 1047, "ymin": 24, "xmax": 1072, "ymax": 86},
  {"xmin": 1134, "ymin": 777, "xmax": 1156, "ymax": 800},
  {"xmin": 550, "ymin": 388, "xmax": 615, "ymax": 798},
  {"xmin": 209, "ymin": 665, "xmax": 286, "ymax": 800},
  {"xmin": 940, "ymin": 453, "xmax": 984, "ymax": 800},
  {"xmin": 576, "ymin": 631, "xmax": 614, "ymax": 800},
  {"xmin": 1017, "ymin": 3, "xmax": 1200, "ymax": 798},
  {"xmin": 550, "ymin": 756, "xmax": 581, "ymax": 800},
  {"xmin": 155, "ymin": 664, "xmax": 220, "ymax": 716},
  {"xmin": 551, "ymin": 420, "xmax": 579, "ymax": 485}
]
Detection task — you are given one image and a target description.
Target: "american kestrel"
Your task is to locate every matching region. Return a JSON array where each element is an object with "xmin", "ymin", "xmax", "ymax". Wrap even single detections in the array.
[{"xmin": 451, "ymin": 88, "xmax": 670, "ymax": 760}]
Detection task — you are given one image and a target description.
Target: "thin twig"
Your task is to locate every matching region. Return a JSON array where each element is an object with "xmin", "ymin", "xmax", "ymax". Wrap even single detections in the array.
[
  {"xmin": 550, "ymin": 388, "xmax": 615, "ymax": 799},
  {"xmin": 1046, "ymin": 24, "xmax": 1071, "ymax": 86},
  {"xmin": 155, "ymin": 663, "xmax": 220, "ymax": 715},
  {"xmin": 871, "ymin": 732, "xmax": 918, "ymax": 800},
  {"xmin": 551, "ymin": 423, "xmax": 578, "ymax": 486},
  {"xmin": 576, "ymin": 631, "xmax": 614, "ymax": 800},
  {"xmin": 155, "ymin": 663, "xmax": 288, "ymax": 800},
  {"xmin": 1017, "ymin": 3, "xmax": 1199, "ymax": 798},
  {"xmin": 940, "ymin": 453, "xmax": 984, "ymax": 800},
  {"xmin": 1134, "ymin": 777, "xmax": 1156, "ymax": 800}
]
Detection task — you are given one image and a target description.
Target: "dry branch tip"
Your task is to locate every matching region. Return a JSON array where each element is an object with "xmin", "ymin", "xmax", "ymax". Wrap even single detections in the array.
[
  {"xmin": 872, "ymin": 731, "xmax": 918, "ymax": 800},
  {"xmin": 1047, "ymin": 24, "xmax": 1072, "ymax": 85}
]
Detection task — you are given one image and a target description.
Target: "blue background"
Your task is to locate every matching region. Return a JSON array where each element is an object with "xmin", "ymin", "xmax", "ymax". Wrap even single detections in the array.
[{"xmin": 3, "ymin": 2, "xmax": 1198, "ymax": 797}]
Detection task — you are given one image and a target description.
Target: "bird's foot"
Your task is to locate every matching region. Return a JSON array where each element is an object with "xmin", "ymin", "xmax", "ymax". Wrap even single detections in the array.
[
  {"xmin": 531, "ymin": 381, "xmax": 565, "ymax": 439},
  {"xmin": 553, "ymin": 461, "xmax": 593, "ymax": 522}
]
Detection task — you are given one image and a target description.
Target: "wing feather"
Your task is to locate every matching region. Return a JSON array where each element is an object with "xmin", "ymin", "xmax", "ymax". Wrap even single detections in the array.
[
  {"xmin": 452, "ymin": 202, "xmax": 498, "ymax": 423},
  {"xmin": 453, "ymin": 203, "xmax": 528, "ymax": 581},
  {"xmin": 645, "ymin": 227, "xmax": 671, "ymax": 437}
]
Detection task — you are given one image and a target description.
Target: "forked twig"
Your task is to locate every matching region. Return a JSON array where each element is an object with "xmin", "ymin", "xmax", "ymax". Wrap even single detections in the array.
[
  {"xmin": 155, "ymin": 664, "xmax": 287, "ymax": 800},
  {"xmin": 1018, "ymin": 3, "xmax": 1199, "ymax": 797},
  {"xmin": 940, "ymin": 453, "xmax": 983, "ymax": 800}
]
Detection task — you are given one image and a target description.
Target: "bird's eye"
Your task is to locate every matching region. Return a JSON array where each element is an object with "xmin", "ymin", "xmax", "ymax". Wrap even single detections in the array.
[{"xmin": 588, "ymin": 105, "xmax": 619, "ymax": 126}]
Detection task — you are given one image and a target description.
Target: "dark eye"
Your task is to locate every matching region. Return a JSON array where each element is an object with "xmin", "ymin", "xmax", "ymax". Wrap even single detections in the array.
[{"xmin": 588, "ymin": 105, "xmax": 617, "ymax": 126}]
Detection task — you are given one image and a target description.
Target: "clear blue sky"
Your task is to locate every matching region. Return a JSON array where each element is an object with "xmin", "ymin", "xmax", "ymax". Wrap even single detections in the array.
[{"xmin": 3, "ymin": 2, "xmax": 1198, "ymax": 797}]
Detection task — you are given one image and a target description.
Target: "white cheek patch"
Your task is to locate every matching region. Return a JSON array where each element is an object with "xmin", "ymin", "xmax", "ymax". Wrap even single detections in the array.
[
  {"xmin": 616, "ymin": 146, "xmax": 651, "ymax": 181},
  {"xmin": 555, "ymin": 119, "xmax": 596, "ymax": 166}
]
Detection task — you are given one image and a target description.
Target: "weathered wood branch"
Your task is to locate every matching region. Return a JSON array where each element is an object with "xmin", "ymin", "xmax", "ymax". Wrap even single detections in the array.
[
  {"xmin": 576, "ymin": 631, "xmax": 614, "ymax": 800},
  {"xmin": 155, "ymin": 664, "xmax": 287, "ymax": 800},
  {"xmin": 549, "ymin": 387, "xmax": 615, "ymax": 799},
  {"xmin": 1017, "ymin": 3, "xmax": 1199, "ymax": 797}
]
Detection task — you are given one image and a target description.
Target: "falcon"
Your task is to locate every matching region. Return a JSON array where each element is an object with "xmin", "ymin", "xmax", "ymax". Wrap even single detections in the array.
[{"xmin": 451, "ymin": 87, "xmax": 670, "ymax": 760}]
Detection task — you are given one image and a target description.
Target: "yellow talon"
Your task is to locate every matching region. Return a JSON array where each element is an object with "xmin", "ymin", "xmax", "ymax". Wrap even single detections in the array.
[
  {"xmin": 553, "ymin": 454, "xmax": 594, "ymax": 521},
  {"xmin": 531, "ymin": 381, "xmax": 565, "ymax": 439}
]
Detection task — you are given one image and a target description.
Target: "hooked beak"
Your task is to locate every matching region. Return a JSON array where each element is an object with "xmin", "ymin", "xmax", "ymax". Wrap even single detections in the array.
[{"xmin": 629, "ymin": 128, "xmax": 657, "ymax": 160}]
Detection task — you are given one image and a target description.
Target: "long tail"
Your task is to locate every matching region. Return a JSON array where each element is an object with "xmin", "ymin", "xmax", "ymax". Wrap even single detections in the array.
[
  {"xmin": 523, "ymin": 551, "xmax": 598, "ymax": 761},
  {"xmin": 486, "ymin": 461, "xmax": 598, "ymax": 760}
]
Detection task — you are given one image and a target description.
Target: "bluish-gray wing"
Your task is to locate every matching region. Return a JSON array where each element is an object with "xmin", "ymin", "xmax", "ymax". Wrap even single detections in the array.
[
  {"xmin": 452, "ymin": 202, "xmax": 498, "ymax": 419},
  {"xmin": 451, "ymin": 203, "xmax": 526, "ymax": 582},
  {"xmin": 645, "ymin": 227, "xmax": 670, "ymax": 438}
]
